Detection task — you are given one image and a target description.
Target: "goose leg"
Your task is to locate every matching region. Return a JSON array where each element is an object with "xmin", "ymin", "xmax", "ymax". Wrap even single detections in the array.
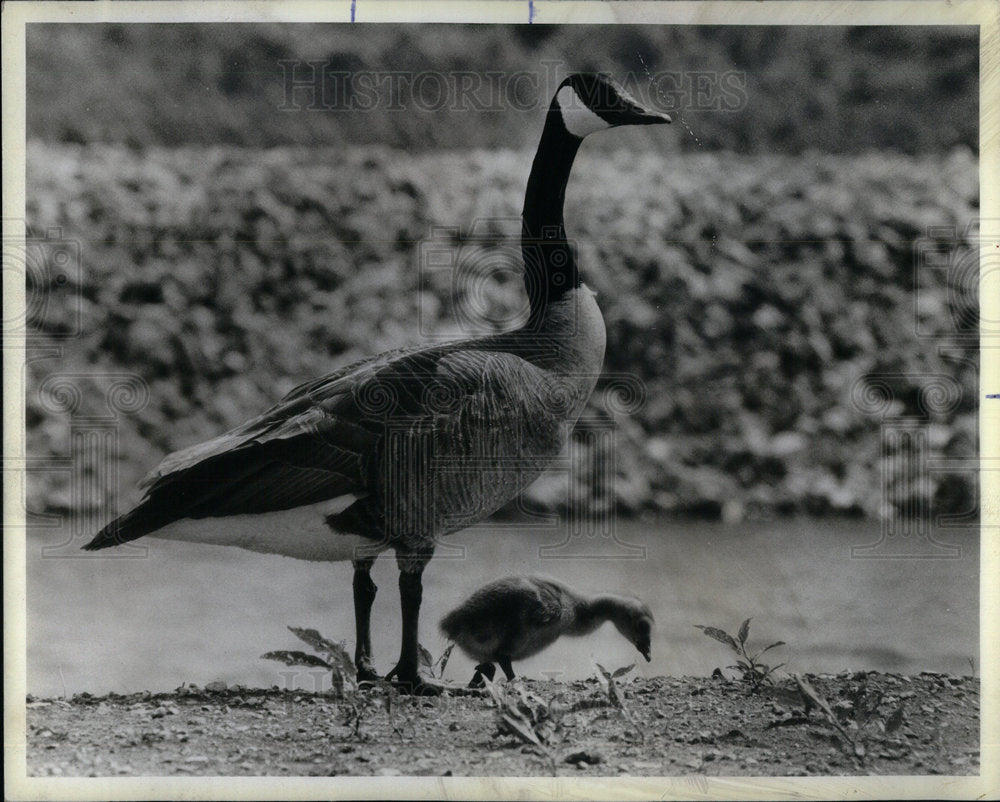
[
  {"xmin": 498, "ymin": 657, "xmax": 516, "ymax": 682},
  {"xmin": 385, "ymin": 551, "xmax": 445, "ymax": 695},
  {"xmin": 352, "ymin": 558, "xmax": 378, "ymax": 684}
]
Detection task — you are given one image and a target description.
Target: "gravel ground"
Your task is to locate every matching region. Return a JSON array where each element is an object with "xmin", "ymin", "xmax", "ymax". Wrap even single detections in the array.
[{"xmin": 25, "ymin": 671, "xmax": 979, "ymax": 778}]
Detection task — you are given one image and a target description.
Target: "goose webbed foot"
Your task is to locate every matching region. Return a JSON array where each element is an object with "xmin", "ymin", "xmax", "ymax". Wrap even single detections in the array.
[{"xmin": 385, "ymin": 664, "xmax": 447, "ymax": 696}]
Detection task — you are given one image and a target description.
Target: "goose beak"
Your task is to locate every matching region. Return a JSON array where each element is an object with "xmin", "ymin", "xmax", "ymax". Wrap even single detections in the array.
[
  {"xmin": 638, "ymin": 642, "xmax": 651, "ymax": 662},
  {"xmin": 629, "ymin": 107, "xmax": 672, "ymax": 126}
]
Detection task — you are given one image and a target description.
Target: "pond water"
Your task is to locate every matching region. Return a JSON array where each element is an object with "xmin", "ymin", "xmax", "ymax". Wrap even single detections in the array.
[{"xmin": 25, "ymin": 518, "xmax": 978, "ymax": 697}]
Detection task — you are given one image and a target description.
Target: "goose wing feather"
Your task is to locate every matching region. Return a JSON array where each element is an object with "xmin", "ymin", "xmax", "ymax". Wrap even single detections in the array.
[
  {"xmin": 87, "ymin": 340, "xmax": 566, "ymax": 549},
  {"xmin": 137, "ymin": 344, "xmax": 422, "ymax": 490}
]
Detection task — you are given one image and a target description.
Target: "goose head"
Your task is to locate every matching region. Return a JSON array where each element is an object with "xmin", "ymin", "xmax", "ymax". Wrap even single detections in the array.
[
  {"xmin": 612, "ymin": 600, "xmax": 655, "ymax": 662},
  {"xmin": 554, "ymin": 73, "xmax": 672, "ymax": 139}
]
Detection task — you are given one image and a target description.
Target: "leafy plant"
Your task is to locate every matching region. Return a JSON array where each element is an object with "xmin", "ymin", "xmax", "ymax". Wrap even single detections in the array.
[
  {"xmin": 762, "ymin": 673, "xmax": 908, "ymax": 763},
  {"xmin": 592, "ymin": 662, "xmax": 642, "ymax": 738},
  {"xmin": 836, "ymin": 675, "xmax": 906, "ymax": 748},
  {"xmin": 477, "ymin": 661, "xmax": 643, "ymax": 775},
  {"xmin": 27, "ymin": 143, "xmax": 978, "ymax": 529},
  {"xmin": 418, "ymin": 642, "xmax": 455, "ymax": 680},
  {"xmin": 262, "ymin": 625, "xmax": 416, "ymax": 740},
  {"xmin": 694, "ymin": 618, "xmax": 785, "ymax": 689},
  {"xmin": 481, "ymin": 675, "xmax": 559, "ymax": 773},
  {"xmin": 262, "ymin": 626, "xmax": 358, "ymax": 697},
  {"xmin": 339, "ymin": 682, "xmax": 408, "ymax": 741}
]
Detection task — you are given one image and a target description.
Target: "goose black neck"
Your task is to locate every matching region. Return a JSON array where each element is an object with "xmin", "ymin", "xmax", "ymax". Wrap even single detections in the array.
[{"xmin": 521, "ymin": 102, "xmax": 583, "ymax": 323}]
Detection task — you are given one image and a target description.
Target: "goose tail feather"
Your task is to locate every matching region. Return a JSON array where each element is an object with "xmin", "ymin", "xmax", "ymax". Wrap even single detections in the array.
[{"xmin": 83, "ymin": 501, "xmax": 175, "ymax": 551}]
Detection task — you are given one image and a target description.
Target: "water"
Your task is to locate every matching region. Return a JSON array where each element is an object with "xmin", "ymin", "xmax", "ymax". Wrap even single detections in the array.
[{"xmin": 25, "ymin": 519, "xmax": 978, "ymax": 697}]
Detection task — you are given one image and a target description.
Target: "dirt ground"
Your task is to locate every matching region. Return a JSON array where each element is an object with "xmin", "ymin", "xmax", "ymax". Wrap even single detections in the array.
[{"xmin": 26, "ymin": 670, "xmax": 978, "ymax": 778}]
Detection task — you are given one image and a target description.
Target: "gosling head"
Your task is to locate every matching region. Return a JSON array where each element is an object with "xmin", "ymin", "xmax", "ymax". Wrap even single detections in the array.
[
  {"xmin": 554, "ymin": 72, "xmax": 672, "ymax": 140},
  {"xmin": 613, "ymin": 601, "xmax": 655, "ymax": 662}
]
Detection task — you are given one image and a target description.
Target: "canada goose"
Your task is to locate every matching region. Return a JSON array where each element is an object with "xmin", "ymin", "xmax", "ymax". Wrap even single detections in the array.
[
  {"xmin": 440, "ymin": 575, "xmax": 654, "ymax": 686},
  {"xmin": 84, "ymin": 73, "xmax": 671, "ymax": 694}
]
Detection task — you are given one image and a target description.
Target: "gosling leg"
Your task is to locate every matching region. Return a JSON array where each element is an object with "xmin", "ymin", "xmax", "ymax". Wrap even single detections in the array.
[
  {"xmin": 469, "ymin": 662, "xmax": 496, "ymax": 688},
  {"xmin": 498, "ymin": 657, "xmax": 516, "ymax": 681}
]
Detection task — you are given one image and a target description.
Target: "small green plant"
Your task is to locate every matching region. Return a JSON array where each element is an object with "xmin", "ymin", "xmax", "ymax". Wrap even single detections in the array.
[
  {"xmin": 836, "ymin": 675, "xmax": 906, "ymax": 751},
  {"xmin": 694, "ymin": 618, "xmax": 785, "ymax": 689},
  {"xmin": 262, "ymin": 626, "xmax": 358, "ymax": 696},
  {"xmin": 592, "ymin": 662, "xmax": 642, "ymax": 737},
  {"xmin": 418, "ymin": 642, "xmax": 455, "ymax": 680},
  {"xmin": 481, "ymin": 675, "xmax": 559, "ymax": 773},
  {"xmin": 262, "ymin": 625, "xmax": 414, "ymax": 740},
  {"xmin": 339, "ymin": 682, "xmax": 406, "ymax": 741},
  {"xmin": 478, "ymin": 661, "xmax": 642, "ymax": 775},
  {"xmin": 758, "ymin": 672, "xmax": 908, "ymax": 766}
]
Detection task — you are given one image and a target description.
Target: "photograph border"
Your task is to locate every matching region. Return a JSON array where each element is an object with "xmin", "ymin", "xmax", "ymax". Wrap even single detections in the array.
[{"xmin": 4, "ymin": 1, "xmax": 997, "ymax": 799}]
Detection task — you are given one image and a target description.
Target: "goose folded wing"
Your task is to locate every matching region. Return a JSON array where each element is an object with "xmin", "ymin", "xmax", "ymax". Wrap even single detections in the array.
[
  {"xmin": 136, "ymin": 347, "xmax": 410, "ymax": 490},
  {"xmin": 135, "ymin": 404, "xmax": 375, "ymax": 521},
  {"xmin": 97, "ymin": 341, "xmax": 554, "ymax": 545}
]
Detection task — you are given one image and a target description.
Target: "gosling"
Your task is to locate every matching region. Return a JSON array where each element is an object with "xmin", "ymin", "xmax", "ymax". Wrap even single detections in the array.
[{"xmin": 440, "ymin": 575, "xmax": 654, "ymax": 686}]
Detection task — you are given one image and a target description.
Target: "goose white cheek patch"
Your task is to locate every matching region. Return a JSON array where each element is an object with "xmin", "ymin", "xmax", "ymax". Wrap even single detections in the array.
[{"xmin": 556, "ymin": 85, "xmax": 611, "ymax": 138}]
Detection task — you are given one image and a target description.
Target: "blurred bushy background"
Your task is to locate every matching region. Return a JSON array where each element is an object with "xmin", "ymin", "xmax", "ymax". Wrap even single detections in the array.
[{"xmin": 25, "ymin": 24, "xmax": 979, "ymax": 526}]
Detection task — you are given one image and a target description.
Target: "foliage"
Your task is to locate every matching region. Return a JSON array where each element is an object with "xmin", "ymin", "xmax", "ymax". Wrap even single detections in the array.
[
  {"xmin": 482, "ymin": 676, "xmax": 556, "ymax": 749},
  {"xmin": 25, "ymin": 143, "xmax": 978, "ymax": 523},
  {"xmin": 592, "ymin": 662, "xmax": 641, "ymax": 735},
  {"xmin": 479, "ymin": 663, "xmax": 640, "ymax": 773},
  {"xmin": 261, "ymin": 625, "xmax": 409, "ymax": 739},
  {"xmin": 419, "ymin": 642, "xmax": 455, "ymax": 680},
  {"xmin": 695, "ymin": 618, "xmax": 785, "ymax": 689},
  {"xmin": 261, "ymin": 626, "xmax": 357, "ymax": 697},
  {"xmin": 694, "ymin": 618, "xmax": 910, "ymax": 764},
  {"xmin": 763, "ymin": 673, "xmax": 908, "ymax": 763}
]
